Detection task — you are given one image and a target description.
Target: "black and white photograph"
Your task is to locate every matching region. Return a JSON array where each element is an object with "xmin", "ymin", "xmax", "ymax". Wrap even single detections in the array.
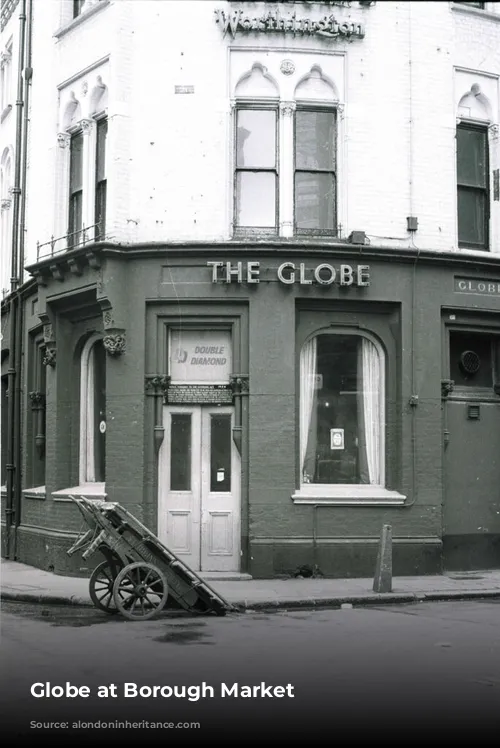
[{"xmin": 1, "ymin": 0, "xmax": 500, "ymax": 740}]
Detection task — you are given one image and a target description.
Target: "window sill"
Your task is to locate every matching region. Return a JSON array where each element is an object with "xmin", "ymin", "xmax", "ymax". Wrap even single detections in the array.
[
  {"xmin": 452, "ymin": 4, "xmax": 500, "ymax": 22},
  {"xmin": 54, "ymin": 0, "xmax": 110, "ymax": 39},
  {"xmin": 52, "ymin": 483, "xmax": 106, "ymax": 502},
  {"xmin": 23, "ymin": 486, "xmax": 46, "ymax": 500},
  {"xmin": 292, "ymin": 486, "xmax": 407, "ymax": 506},
  {"xmin": 1, "ymin": 104, "xmax": 12, "ymax": 123}
]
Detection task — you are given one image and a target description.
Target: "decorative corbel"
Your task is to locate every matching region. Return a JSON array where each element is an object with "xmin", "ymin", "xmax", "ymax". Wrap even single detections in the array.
[
  {"xmin": 67, "ymin": 257, "xmax": 83, "ymax": 276},
  {"xmin": 42, "ymin": 322, "xmax": 57, "ymax": 367},
  {"xmin": 49, "ymin": 264, "xmax": 64, "ymax": 282},
  {"xmin": 42, "ymin": 347, "xmax": 56, "ymax": 367},
  {"xmin": 229, "ymin": 375, "xmax": 249, "ymax": 455},
  {"xmin": 441, "ymin": 379, "xmax": 455, "ymax": 397},
  {"xmin": 29, "ymin": 391, "xmax": 46, "ymax": 459},
  {"xmin": 279, "ymin": 101, "xmax": 296, "ymax": 118},
  {"xmin": 103, "ymin": 329, "xmax": 126, "ymax": 357},
  {"xmin": 145, "ymin": 375, "xmax": 171, "ymax": 453},
  {"xmin": 86, "ymin": 250, "xmax": 101, "ymax": 269}
]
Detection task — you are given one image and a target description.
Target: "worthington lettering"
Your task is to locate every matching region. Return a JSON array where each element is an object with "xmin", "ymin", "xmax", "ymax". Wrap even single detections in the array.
[{"xmin": 214, "ymin": 8, "xmax": 364, "ymax": 40}]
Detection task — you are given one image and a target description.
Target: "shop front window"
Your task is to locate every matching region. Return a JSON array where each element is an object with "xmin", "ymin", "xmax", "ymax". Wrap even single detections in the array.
[{"xmin": 300, "ymin": 333, "xmax": 385, "ymax": 487}]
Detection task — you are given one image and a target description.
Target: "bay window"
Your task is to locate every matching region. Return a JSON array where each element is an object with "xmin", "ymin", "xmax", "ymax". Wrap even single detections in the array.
[{"xmin": 300, "ymin": 333, "xmax": 385, "ymax": 487}]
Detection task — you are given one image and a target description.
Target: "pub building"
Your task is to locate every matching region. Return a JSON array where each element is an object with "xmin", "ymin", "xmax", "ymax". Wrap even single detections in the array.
[{"xmin": 1, "ymin": 0, "xmax": 499, "ymax": 579}]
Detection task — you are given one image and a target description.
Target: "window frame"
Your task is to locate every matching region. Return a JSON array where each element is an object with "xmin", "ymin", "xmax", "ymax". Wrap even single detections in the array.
[
  {"xmin": 94, "ymin": 116, "xmax": 107, "ymax": 241},
  {"xmin": 293, "ymin": 104, "xmax": 338, "ymax": 237},
  {"xmin": 68, "ymin": 129, "xmax": 84, "ymax": 248},
  {"xmin": 73, "ymin": 0, "xmax": 86, "ymax": 18},
  {"xmin": 233, "ymin": 100, "xmax": 279, "ymax": 235},
  {"xmin": 79, "ymin": 334, "xmax": 106, "ymax": 486},
  {"xmin": 456, "ymin": 120, "xmax": 490, "ymax": 251},
  {"xmin": 292, "ymin": 314, "xmax": 405, "ymax": 506},
  {"xmin": 298, "ymin": 328, "xmax": 386, "ymax": 490}
]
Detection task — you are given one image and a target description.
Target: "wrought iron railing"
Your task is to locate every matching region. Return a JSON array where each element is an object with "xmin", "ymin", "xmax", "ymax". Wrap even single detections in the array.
[{"xmin": 36, "ymin": 221, "xmax": 108, "ymax": 262}]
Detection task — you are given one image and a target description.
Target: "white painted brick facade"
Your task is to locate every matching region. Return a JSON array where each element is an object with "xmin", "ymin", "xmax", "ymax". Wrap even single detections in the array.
[{"xmin": 1, "ymin": 1, "xmax": 499, "ymax": 290}]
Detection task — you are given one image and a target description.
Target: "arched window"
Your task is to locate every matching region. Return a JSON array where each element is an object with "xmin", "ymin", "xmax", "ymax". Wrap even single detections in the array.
[
  {"xmin": 300, "ymin": 331, "xmax": 385, "ymax": 487},
  {"xmin": 79, "ymin": 335, "xmax": 106, "ymax": 484}
]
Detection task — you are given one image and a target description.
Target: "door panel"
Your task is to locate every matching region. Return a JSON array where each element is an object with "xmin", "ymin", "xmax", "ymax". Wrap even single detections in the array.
[
  {"xmin": 159, "ymin": 406, "xmax": 240, "ymax": 572},
  {"xmin": 158, "ymin": 408, "xmax": 201, "ymax": 570},
  {"xmin": 443, "ymin": 400, "xmax": 500, "ymax": 570}
]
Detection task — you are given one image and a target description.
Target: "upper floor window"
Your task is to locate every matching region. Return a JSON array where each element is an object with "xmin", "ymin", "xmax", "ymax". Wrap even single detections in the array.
[
  {"xmin": 456, "ymin": 122, "xmax": 489, "ymax": 250},
  {"xmin": 95, "ymin": 117, "xmax": 107, "ymax": 240},
  {"xmin": 235, "ymin": 107, "xmax": 277, "ymax": 230},
  {"xmin": 69, "ymin": 131, "xmax": 83, "ymax": 246},
  {"xmin": 73, "ymin": 0, "xmax": 85, "ymax": 17},
  {"xmin": 234, "ymin": 103, "xmax": 338, "ymax": 236},
  {"xmin": 72, "ymin": 0, "xmax": 104, "ymax": 19},
  {"xmin": 295, "ymin": 108, "xmax": 337, "ymax": 234}
]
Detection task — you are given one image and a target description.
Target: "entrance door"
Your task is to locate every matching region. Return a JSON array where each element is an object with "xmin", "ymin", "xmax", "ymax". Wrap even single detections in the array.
[{"xmin": 158, "ymin": 406, "xmax": 240, "ymax": 572}]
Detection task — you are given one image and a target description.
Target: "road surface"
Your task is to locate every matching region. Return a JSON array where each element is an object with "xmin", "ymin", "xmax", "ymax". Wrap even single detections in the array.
[{"xmin": 1, "ymin": 599, "xmax": 499, "ymax": 739}]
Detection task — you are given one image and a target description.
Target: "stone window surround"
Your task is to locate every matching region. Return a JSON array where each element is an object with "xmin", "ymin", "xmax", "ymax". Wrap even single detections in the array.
[{"xmin": 54, "ymin": 0, "xmax": 110, "ymax": 40}]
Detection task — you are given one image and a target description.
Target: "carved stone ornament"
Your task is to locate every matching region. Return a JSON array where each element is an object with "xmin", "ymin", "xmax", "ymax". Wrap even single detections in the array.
[
  {"xmin": 42, "ymin": 347, "xmax": 56, "ymax": 367},
  {"xmin": 29, "ymin": 391, "xmax": 46, "ymax": 408},
  {"xmin": 80, "ymin": 118, "xmax": 95, "ymax": 135},
  {"xmin": 1, "ymin": 198, "xmax": 11, "ymax": 211},
  {"xmin": 43, "ymin": 323, "xmax": 54, "ymax": 343},
  {"xmin": 279, "ymin": 101, "xmax": 296, "ymax": 117},
  {"xmin": 489, "ymin": 123, "xmax": 499, "ymax": 138},
  {"xmin": 103, "ymin": 310, "xmax": 113, "ymax": 328},
  {"xmin": 229, "ymin": 375, "xmax": 250, "ymax": 395},
  {"xmin": 441, "ymin": 379, "xmax": 455, "ymax": 397},
  {"xmin": 280, "ymin": 59, "xmax": 295, "ymax": 76},
  {"xmin": 57, "ymin": 132, "xmax": 71, "ymax": 149},
  {"xmin": 145, "ymin": 375, "xmax": 171, "ymax": 395},
  {"xmin": 103, "ymin": 332, "xmax": 126, "ymax": 356}
]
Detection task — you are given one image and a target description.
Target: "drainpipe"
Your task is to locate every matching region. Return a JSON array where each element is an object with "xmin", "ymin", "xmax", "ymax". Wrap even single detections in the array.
[
  {"xmin": 11, "ymin": 0, "xmax": 33, "ymax": 559},
  {"xmin": 5, "ymin": 0, "xmax": 27, "ymax": 558}
]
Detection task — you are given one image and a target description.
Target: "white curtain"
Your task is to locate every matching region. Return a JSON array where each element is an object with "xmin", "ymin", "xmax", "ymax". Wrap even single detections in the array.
[
  {"xmin": 85, "ymin": 346, "xmax": 96, "ymax": 482},
  {"xmin": 361, "ymin": 339, "xmax": 382, "ymax": 485},
  {"xmin": 300, "ymin": 337, "xmax": 317, "ymax": 482}
]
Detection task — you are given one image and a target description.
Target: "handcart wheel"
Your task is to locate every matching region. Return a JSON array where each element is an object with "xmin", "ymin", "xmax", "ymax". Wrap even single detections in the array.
[
  {"xmin": 89, "ymin": 560, "xmax": 122, "ymax": 614},
  {"xmin": 112, "ymin": 562, "xmax": 168, "ymax": 621}
]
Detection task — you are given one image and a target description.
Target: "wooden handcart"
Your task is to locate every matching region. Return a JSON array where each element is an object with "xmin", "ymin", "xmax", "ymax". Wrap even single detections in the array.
[{"xmin": 67, "ymin": 496, "xmax": 235, "ymax": 621}]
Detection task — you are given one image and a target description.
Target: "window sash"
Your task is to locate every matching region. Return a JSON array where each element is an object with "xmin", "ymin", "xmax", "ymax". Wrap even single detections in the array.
[
  {"xmin": 234, "ymin": 106, "xmax": 278, "ymax": 231},
  {"xmin": 294, "ymin": 108, "xmax": 337, "ymax": 234},
  {"xmin": 73, "ymin": 0, "xmax": 85, "ymax": 18},
  {"xmin": 69, "ymin": 190, "xmax": 83, "ymax": 246},
  {"xmin": 95, "ymin": 118, "xmax": 107, "ymax": 240},
  {"xmin": 457, "ymin": 123, "xmax": 489, "ymax": 249}
]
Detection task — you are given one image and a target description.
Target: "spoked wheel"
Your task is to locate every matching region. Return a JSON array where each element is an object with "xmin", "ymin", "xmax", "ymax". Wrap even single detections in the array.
[
  {"xmin": 89, "ymin": 560, "xmax": 122, "ymax": 614},
  {"xmin": 112, "ymin": 562, "xmax": 168, "ymax": 621}
]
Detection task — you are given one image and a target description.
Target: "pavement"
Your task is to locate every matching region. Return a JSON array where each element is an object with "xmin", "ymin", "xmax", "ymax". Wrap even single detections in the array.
[{"xmin": 2, "ymin": 558, "xmax": 500, "ymax": 612}]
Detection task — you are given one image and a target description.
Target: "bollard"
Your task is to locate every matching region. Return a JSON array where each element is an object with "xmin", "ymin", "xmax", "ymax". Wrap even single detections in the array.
[{"xmin": 373, "ymin": 523, "xmax": 393, "ymax": 593}]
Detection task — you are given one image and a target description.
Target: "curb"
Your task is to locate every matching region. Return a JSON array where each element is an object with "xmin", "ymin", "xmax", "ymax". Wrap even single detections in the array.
[
  {"xmin": 3, "ymin": 588, "xmax": 500, "ymax": 611},
  {"xmin": 1, "ymin": 591, "xmax": 93, "ymax": 607}
]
